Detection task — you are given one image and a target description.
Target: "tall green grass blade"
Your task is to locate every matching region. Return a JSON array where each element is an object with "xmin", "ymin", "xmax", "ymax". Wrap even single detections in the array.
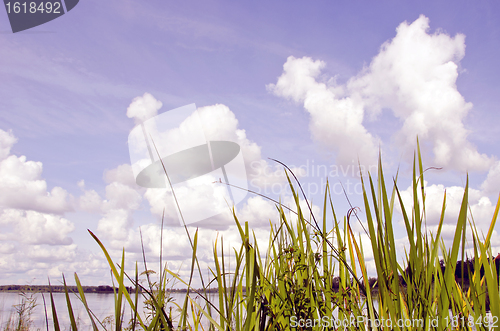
[
  {"xmin": 114, "ymin": 249, "xmax": 125, "ymax": 331},
  {"xmin": 132, "ymin": 262, "xmax": 139, "ymax": 331},
  {"xmin": 74, "ymin": 273, "xmax": 100, "ymax": 331},
  {"xmin": 88, "ymin": 229, "xmax": 146, "ymax": 329},
  {"xmin": 62, "ymin": 274, "xmax": 78, "ymax": 331},
  {"xmin": 48, "ymin": 279, "xmax": 61, "ymax": 331}
]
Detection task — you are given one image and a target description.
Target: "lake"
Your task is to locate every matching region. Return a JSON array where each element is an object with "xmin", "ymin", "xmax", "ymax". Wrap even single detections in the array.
[
  {"xmin": 0, "ymin": 291, "xmax": 200, "ymax": 330},
  {"xmin": 1, "ymin": 292, "xmax": 495, "ymax": 330}
]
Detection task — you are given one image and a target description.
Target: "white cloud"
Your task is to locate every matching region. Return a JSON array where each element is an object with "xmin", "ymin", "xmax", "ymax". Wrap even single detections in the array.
[
  {"xmin": 124, "ymin": 224, "xmax": 198, "ymax": 260},
  {"xmin": 0, "ymin": 243, "xmax": 15, "ymax": 254},
  {"xmin": 126, "ymin": 92, "xmax": 163, "ymax": 125},
  {"xmin": 197, "ymin": 104, "xmax": 261, "ymax": 162},
  {"xmin": 268, "ymin": 56, "xmax": 379, "ymax": 168},
  {"xmin": 24, "ymin": 244, "xmax": 78, "ymax": 262},
  {"xmin": 143, "ymin": 187, "xmax": 178, "ymax": 221},
  {"xmin": 126, "ymin": 98, "xmax": 293, "ymax": 228},
  {"xmin": 78, "ymin": 189, "xmax": 103, "ymax": 213},
  {"xmin": 0, "ymin": 155, "xmax": 72, "ymax": 214},
  {"xmin": 0, "ymin": 246, "xmax": 108, "ymax": 286},
  {"xmin": 0, "ymin": 129, "xmax": 84, "ymax": 284},
  {"xmin": 0, "ymin": 209, "xmax": 74, "ymax": 245},
  {"xmin": 0, "ymin": 129, "xmax": 72, "ymax": 215},
  {"xmin": 0, "ymin": 129, "xmax": 16, "ymax": 161},
  {"xmin": 75, "ymin": 161, "xmax": 145, "ymax": 248},
  {"xmin": 80, "ymin": 164, "xmax": 144, "ymax": 244},
  {"xmin": 79, "ymin": 164, "xmax": 142, "ymax": 214},
  {"xmin": 268, "ymin": 15, "xmax": 493, "ymax": 173},
  {"xmin": 97, "ymin": 209, "xmax": 134, "ymax": 242},
  {"xmin": 102, "ymin": 182, "xmax": 142, "ymax": 212},
  {"xmin": 237, "ymin": 196, "xmax": 277, "ymax": 228},
  {"xmin": 481, "ymin": 160, "xmax": 500, "ymax": 196},
  {"xmin": 104, "ymin": 164, "xmax": 138, "ymax": 187},
  {"xmin": 349, "ymin": 15, "xmax": 492, "ymax": 172}
]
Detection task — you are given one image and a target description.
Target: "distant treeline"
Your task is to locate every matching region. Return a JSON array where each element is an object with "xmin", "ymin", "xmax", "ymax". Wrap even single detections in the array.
[
  {"xmin": 403, "ymin": 254, "xmax": 500, "ymax": 286},
  {"xmin": 0, "ymin": 284, "xmax": 221, "ymax": 294},
  {"xmin": 0, "ymin": 285, "xmax": 136, "ymax": 293},
  {"xmin": 332, "ymin": 254, "xmax": 500, "ymax": 290}
]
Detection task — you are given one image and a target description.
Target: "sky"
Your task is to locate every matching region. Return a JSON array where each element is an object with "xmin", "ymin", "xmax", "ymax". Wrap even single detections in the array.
[{"xmin": 1, "ymin": 0, "xmax": 500, "ymax": 286}]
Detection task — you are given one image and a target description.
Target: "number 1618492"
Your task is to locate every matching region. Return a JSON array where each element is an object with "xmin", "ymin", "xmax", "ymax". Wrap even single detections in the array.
[{"xmin": 5, "ymin": 2, "xmax": 61, "ymax": 14}]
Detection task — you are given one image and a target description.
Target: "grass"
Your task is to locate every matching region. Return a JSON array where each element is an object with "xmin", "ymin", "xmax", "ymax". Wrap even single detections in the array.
[
  {"xmin": 5, "ymin": 144, "xmax": 500, "ymax": 330},
  {"xmin": 1, "ymin": 291, "xmax": 38, "ymax": 331}
]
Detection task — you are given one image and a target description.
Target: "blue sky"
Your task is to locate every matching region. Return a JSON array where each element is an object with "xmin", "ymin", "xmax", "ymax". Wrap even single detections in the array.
[{"xmin": 1, "ymin": 0, "xmax": 500, "ymax": 285}]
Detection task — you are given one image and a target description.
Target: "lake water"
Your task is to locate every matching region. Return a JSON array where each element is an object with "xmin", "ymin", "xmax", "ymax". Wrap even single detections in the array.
[
  {"xmin": 1, "ymin": 292, "xmax": 495, "ymax": 330},
  {"xmin": 0, "ymin": 291, "xmax": 200, "ymax": 330}
]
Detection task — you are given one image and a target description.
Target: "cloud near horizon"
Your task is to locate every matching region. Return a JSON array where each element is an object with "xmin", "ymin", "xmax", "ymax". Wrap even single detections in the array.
[{"xmin": 0, "ymin": 129, "xmax": 98, "ymax": 283}]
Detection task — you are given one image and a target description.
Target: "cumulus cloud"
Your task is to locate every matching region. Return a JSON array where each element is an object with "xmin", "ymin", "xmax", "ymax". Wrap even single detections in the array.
[
  {"xmin": 102, "ymin": 182, "xmax": 142, "ymax": 211},
  {"xmin": 237, "ymin": 196, "xmax": 277, "ymax": 228},
  {"xmin": 0, "ymin": 209, "xmax": 74, "ymax": 245},
  {"xmin": 197, "ymin": 104, "xmax": 262, "ymax": 165},
  {"xmin": 396, "ymin": 180, "xmax": 496, "ymax": 247},
  {"xmin": 97, "ymin": 209, "xmax": 134, "ymax": 243},
  {"xmin": 126, "ymin": 92, "xmax": 163, "ymax": 125},
  {"xmin": 0, "ymin": 129, "xmax": 16, "ymax": 160},
  {"xmin": 481, "ymin": 160, "xmax": 500, "ymax": 195},
  {"xmin": 349, "ymin": 15, "xmax": 492, "ymax": 172},
  {"xmin": 0, "ymin": 129, "xmax": 86, "ymax": 285},
  {"xmin": 0, "ymin": 244, "xmax": 108, "ymax": 286},
  {"xmin": 78, "ymin": 188, "xmax": 103, "ymax": 213},
  {"xmin": 268, "ymin": 56, "xmax": 379, "ymax": 168},
  {"xmin": 268, "ymin": 15, "xmax": 492, "ymax": 173},
  {"xmin": 104, "ymin": 164, "xmax": 138, "ymax": 187},
  {"xmin": 24, "ymin": 244, "xmax": 78, "ymax": 262},
  {"xmin": 0, "ymin": 129, "xmax": 72, "ymax": 215},
  {"xmin": 79, "ymin": 164, "xmax": 142, "ymax": 214},
  {"xmin": 78, "ymin": 164, "xmax": 143, "ymax": 245},
  {"xmin": 81, "ymin": 96, "xmax": 329, "ymax": 285},
  {"xmin": 146, "ymin": 103, "xmax": 288, "ymax": 191}
]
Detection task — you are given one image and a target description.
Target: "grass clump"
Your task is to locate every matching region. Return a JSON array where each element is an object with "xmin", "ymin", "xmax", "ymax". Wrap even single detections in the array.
[
  {"xmin": 1, "ymin": 291, "xmax": 38, "ymax": 331},
  {"xmin": 45, "ymin": 145, "xmax": 499, "ymax": 330}
]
